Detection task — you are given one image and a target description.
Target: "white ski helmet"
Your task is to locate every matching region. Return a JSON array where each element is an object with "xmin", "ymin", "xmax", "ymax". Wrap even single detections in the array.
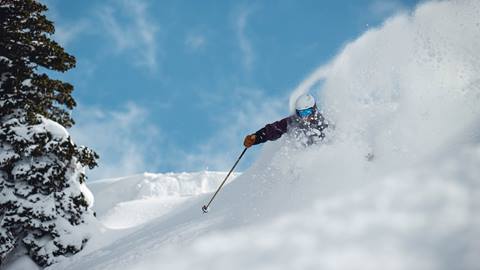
[{"xmin": 295, "ymin": 94, "xmax": 316, "ymax": 110}]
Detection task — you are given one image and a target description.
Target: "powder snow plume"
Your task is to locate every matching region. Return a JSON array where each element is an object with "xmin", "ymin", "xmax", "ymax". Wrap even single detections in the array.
[
  {"xmin": 43, "ymin": 1, "xmax": 480, "ymax": 270},
  {"xmin": 297, "ymin": 0, "xmax": 480, "ymax": 167}
]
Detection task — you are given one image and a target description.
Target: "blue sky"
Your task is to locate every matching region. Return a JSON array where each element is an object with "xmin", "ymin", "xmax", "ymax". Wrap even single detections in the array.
[{"xmin": 42, "ymin": 0, "xmax": 421, "ymax": 179}]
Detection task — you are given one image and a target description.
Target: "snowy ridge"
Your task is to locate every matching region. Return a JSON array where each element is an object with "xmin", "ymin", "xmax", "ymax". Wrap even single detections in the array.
[{"xmin": 88, "ymin": 171, "xmax": 239, "ymax": 229}]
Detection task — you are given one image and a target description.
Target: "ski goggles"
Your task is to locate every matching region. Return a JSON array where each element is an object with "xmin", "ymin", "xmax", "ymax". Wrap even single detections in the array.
[{"xmin": 296, "ymin": 107, "xmax": 314, "ymax": 118}]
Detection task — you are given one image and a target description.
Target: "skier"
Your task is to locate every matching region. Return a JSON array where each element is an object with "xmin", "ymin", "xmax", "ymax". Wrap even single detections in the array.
[
  {"xmin": 243, "ymin": 94, "xmax": 330, "ymax": 148},
  {"xmin": 204, "ymin": 94, "xmax": 329, "ymax": 213}
]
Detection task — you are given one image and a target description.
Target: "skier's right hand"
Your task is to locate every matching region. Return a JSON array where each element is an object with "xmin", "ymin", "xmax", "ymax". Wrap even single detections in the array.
[{"xmin": 243, "ymin": 134, "xmax": 256, "ymax": 148}]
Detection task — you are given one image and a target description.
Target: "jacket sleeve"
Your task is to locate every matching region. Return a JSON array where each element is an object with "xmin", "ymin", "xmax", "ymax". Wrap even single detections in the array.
[{"xmin": 253, "ymin": 117, "xmax": 289, "ymax": 145}]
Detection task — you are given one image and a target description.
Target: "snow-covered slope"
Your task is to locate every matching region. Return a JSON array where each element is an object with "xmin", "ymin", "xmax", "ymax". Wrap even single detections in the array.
[
  {"xmin": 89, "ymin": 171, "xmax": 239, "ymax": 229},
  {"xmin": 45, "ymin": 1, "xmax": 480, "ymax": 270}
]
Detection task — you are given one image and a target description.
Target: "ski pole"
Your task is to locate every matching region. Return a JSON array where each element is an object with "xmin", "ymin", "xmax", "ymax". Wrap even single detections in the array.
[{"xmin": 202, "ymin": 147, "xmax": 248, "ymax": 213}]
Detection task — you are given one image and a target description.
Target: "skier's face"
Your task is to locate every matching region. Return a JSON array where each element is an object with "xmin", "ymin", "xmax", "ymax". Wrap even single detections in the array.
[
  {"xmin": 296, "ymin": 107, "xmax": 317, "ymax": 123},
  {"xmin": 296, "ymin": 107, "xmax": 314, "ymax": 118}
]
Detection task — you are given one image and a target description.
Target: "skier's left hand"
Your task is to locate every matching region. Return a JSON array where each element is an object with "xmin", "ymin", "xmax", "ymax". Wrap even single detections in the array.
[{"xmin": 243, "ymin": 134, "xmax": 256, "ymax": 148}]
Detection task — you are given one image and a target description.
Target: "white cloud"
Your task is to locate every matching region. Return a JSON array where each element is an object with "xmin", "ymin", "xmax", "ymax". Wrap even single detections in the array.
[
  {"xmin": 70, "ymin": 103, "xmax": 162, "ymax": 180},
  {"xmin": 185, "ymin": 33, "xmax": 206, "ymax": 51},
  {"xmin": 54, "ymin": 20, "xmax": 91, "ymax": 47},
  {"xmin": 235, "ymin": 7, "xmax": 255, "ymax": 71},
  {"xmin": 69, "ymin": 91, "xmax": 285, "ymax": 178},
  {"xmin": 99, "ymin": 0, "xmax": 160, "ymax": 72},
  {"xmin": 369, "ymin": 0, "xmax": 406, "ymax": 18}
]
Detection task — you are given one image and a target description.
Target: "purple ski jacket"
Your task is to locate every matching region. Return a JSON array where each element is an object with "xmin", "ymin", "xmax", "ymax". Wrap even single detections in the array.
[{"xmin": 253, "ymin": 111, "xmax": 329, "ymax": 145}]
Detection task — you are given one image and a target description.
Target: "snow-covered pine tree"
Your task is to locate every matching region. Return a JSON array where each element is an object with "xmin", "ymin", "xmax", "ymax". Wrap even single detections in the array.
[{"xmin": 0, "ymin": 0, "xmax": 99, "ymax": 267}]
